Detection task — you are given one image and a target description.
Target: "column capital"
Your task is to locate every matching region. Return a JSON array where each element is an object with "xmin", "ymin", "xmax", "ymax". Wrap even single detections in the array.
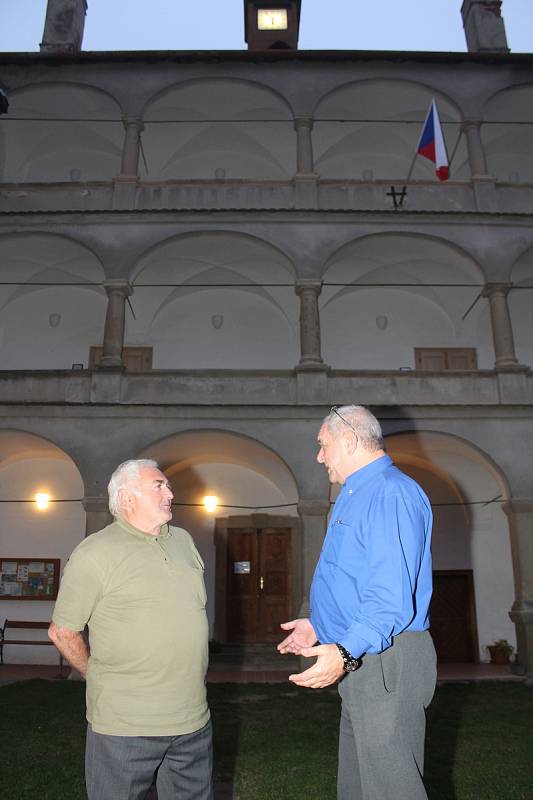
[
  {"xmin": 103, "ymin": 279, "xmax": 133, "ymax": 297},
  {"xmin": 122, "ymin": 115, "xmax": 144, "ymax": 132},
  {"xmin": 482, "ymin": 281, "xmax": 512, "ymax": 299},
  {"xmin": 293, "ymin": 115, "xmax": 314, "ymax": 131},
  {"xmin": 461, "ymin": 119, "xmax": 482, "ymax": 132},
  {"xmin": 297, "ymin": 498, "xmax": 330, "ymax": 517},
  {"xmin": 294, "ymin": 278, "xmax": 323, "ymax": 296}
]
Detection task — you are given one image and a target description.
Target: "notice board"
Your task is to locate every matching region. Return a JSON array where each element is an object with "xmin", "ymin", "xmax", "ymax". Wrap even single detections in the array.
[{"xmin": 0, "ymin": 558, "xmax": 60, "ymax": 600}]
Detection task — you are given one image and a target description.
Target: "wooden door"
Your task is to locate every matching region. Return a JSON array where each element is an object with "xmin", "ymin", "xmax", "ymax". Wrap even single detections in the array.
[
  {"xmin": 226, "ymin": 527, "xmax": 291, "ymax": 643},
  {"xmin": 430, "ymin": 570, "xmax": 478, "ymax": 662}
]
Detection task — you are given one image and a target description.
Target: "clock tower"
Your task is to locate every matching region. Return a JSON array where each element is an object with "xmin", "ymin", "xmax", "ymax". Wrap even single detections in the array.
[{"xmin": 244, "ymin": 1, "xmax": 302, "ymax": 50}]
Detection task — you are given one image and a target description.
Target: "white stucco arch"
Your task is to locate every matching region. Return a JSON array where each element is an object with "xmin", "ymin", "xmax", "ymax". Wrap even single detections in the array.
[
  {"xmin": 138, "ymin": 429, "xmax": 300, "ymax": 637},
  {"xmin": 320, "ymin": 232, "xmax": 489, "ymax": 369},
  {"xmin": 141, "ymin": 77, "xmax": 295, "ymax": 180},
  {"xmin": 482, "ymin": 83, "xmax": 533, "ymax": 183},
  {"xmin": 0, "ymin": 232, "xmax": 106, "ymax": 369},
  {"xmin": 0, "ymin": 430, "xmax": 85, "ymax": 663},
  {"xmin": 2, "ymin": 82, "xmax": 123, "ymax": 183},
  {"xmin": 313, "ymin": 78, "xmax": 465, "ymax": 181},
  {"xmin": 385, "ymin": 429, "xmax": 515, "ymax": 661},
  {"xmin": 508, "ymin": 245, "xmax": 533, "ymax": 366},
  {"xmin": 128, "ymin": 231, "xmax": 298, "ymax": 368}
]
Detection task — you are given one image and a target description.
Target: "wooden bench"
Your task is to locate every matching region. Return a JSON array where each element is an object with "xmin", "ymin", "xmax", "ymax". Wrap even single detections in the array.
[{"xmin": 0, "ymin": 619, "xmax": 64, "ymax": 673}]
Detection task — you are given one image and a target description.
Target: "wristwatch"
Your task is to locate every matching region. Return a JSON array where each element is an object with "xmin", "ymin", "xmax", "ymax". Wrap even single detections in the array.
[{"xmin": 335, "ymin": 642, "xmax": 360, "ymax": 672}]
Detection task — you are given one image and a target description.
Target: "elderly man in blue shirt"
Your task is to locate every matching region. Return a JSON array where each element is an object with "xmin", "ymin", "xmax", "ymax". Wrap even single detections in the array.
[{"xmin": 278, "ymin": 405, "xmax": 436, "ymax": 800}]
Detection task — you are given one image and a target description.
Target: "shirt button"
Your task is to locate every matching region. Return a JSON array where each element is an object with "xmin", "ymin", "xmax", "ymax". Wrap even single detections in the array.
[{"xmin": 348, "ymin": 489, "xmax": 353, "ymax": 494}]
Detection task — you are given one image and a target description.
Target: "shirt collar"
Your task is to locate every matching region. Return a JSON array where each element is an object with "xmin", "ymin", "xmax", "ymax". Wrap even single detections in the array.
[
  {"xmin": 343, "ymin": 454, "xmax": 392, "ymax": 493},
  {"xmin": 115, "ymin": 517, "xmax": 171, "ymax": 542}
]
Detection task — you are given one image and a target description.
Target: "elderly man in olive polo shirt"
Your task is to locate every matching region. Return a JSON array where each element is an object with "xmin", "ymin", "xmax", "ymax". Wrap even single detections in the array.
[{"xmin": 49, "ymin": 459, "xmax": 212, "ymax": 800}]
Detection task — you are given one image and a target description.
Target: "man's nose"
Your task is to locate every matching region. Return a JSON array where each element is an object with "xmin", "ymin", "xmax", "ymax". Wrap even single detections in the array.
[
  {"xmin": 164, "ymin": 485, "xmax": 173, "ymax": 499},
  {"xmin": 317, "ymin": 448, "xmax": 324, "ymax": 463}
]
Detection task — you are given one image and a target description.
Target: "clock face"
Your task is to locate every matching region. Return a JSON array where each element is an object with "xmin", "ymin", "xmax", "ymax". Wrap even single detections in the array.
[{"xmin": 257, "ymin": 8, "xmax": 288, "ymax": 30}]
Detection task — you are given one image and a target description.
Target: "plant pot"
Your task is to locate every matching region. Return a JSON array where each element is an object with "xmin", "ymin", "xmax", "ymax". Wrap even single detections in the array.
[{"xmin": 487, "ymin": 645, "xmax": 511, "ymax": 665}]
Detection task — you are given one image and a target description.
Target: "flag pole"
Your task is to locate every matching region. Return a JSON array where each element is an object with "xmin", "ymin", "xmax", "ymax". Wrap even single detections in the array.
[
  {"xmin": 447, "ymin": 129, "xmax": 463, "ymax": 169},
  {"xmin": 404, "ymin": 150, "xmax": 419, "ymax": 184}
]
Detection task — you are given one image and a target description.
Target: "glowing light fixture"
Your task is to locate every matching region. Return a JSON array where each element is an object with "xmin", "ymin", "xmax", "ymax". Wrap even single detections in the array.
[
  {"xmin": 203, "ymin": 495, "xmax": 219, "ymax": 513},
  {"xmin": 35, "ymin": 492, "xmax": 51, "ymax": 511}
]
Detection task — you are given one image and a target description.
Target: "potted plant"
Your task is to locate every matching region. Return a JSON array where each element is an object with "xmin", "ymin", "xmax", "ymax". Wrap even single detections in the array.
[{"xmin": 486, "ymin": 638, "xmax": 514, "ymax": 665}]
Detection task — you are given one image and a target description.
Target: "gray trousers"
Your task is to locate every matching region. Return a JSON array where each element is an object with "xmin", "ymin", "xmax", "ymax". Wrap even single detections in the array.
[
  {"xmin": 85, "ymin": 719, "xmax": 213, "ymax": 800},
  {"xmin": 337, "ymin": 631, "xmax": 437, "ymax": 800}
]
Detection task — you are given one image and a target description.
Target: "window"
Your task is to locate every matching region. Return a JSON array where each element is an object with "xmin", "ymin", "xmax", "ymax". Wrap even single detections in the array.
[{"xmin": 414, "ymin": 348, "xmax": 477, "ymax": 371}]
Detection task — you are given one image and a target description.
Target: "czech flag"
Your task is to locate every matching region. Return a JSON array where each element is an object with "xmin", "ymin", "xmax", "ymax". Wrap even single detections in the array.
[{"xmin": 416, "ymin": 99, "xmax": 449, "ymax": 181}]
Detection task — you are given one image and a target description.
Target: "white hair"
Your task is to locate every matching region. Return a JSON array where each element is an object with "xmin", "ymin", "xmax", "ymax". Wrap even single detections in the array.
[
  {"xmin": 107, "ymin": 459, "xmax": 160, "ymax": 518},
  {"xmin": 324, "ymin": 405, "xmax": 384, "ymax": 452}
]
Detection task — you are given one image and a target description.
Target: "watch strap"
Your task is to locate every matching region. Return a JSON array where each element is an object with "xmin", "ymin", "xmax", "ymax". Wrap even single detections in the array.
[{"xmin": 335, "ymin": 642, "xmax": 360, "ymax": 672}]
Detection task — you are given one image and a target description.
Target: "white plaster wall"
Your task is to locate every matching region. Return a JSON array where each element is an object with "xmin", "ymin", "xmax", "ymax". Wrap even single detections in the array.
[
  {"xmin": 395, "ymin": 441, "xmax": 517, "ymax": 660},
  {"xmin": 509, "ymin": 288, "xmax": 533, "ymax": 368},
  {"xmin": 313, "ymin": 80, "xmax": 467, "ymax": 181},
  {"xmin": 0, "ymin": 286, "xmax": 106, "ymax": 369},
  {"xmin": 145, "ymin": 288, "xmax": 297, "ymax": 369},
  {"xmin": 321, "ymin": 289, "xmax": 455, "ymax": 370},
  {"xmin": 483, "ymin": 85, "xmax": 533, "ymax": 183},
  {"xmin": 470, "ymin": 505, "xmax": 516, "ymax": 660},
  {"xmin": 142, "ymin": 79, "xmax": 295, "ymax": 180},
  {"xmin": 2, "ymin": 84, "xmax": 123, "ymax": 183},
  {"xmin": 168, "ymin": 461, "xmax": 298, "ymax": 638},
  {"xmin": 0, "ymin": 456, "xmax": 85, "ymax": 664}
]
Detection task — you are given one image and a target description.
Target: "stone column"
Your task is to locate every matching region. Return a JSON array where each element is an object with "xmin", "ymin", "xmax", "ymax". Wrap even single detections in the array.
[
  {"xmin": 100, "ymin": 280, "xmax": 132, "ymax": 368},
  {"xmin": 297, "ymin": 498, "xmax": 330, "ymax": 616},
  {"xmin": 119, "ymin": 117, "xmax": 144, "ymax": 179},
  {"xmin": 295, "ymin": 279, "xmax": 324, "ymax": 368},
  {"xmin": 482, "ymin": 283, "xmax": 520, "ymax": 370},
  {"xmin": 82, "ymin": 496, "xmax": 111, "ymax": 536},
  {"xmin": 502, "ymin": 498, "xmax": 533, "ymax": 680},
  {"xmin": 462, "ymin": 120, "xmax": 489, "ymax": 178},
  {"xmin": 294, "ymin": 116, "xmax": 315, "ymax": 175}
]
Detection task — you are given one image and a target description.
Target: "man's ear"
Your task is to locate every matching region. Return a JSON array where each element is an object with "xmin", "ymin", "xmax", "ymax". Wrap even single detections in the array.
[
  {"xmin": 118, "ymin": 487, "xmax": 134, "ymax": 512},
  {"xmin": 344, "ymin": 430, "xmax": 358, "ymax": 455}
]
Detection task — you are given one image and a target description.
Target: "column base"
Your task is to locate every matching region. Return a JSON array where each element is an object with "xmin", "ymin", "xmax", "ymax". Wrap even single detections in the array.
[
  {"xmin": 295, "ymin": 360, "xmax": 329, "ymax": 372},
  {"xmin": 495, "ymin": 361, "xmax": 530, "ymax": 372}
]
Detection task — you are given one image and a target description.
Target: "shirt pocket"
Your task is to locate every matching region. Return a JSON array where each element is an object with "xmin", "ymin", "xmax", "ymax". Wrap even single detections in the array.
[{"xmin": 323, "ymin": 519, "xmax": 366, "ymax": 576}]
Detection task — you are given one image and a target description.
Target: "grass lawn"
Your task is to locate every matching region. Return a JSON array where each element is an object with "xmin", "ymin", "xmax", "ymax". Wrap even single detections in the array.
[{"xmin": 0, "ymin": 680, "xmax": 532, "ymax": 800}]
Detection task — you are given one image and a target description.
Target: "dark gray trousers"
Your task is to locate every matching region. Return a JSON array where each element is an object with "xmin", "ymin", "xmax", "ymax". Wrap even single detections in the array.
[
  {"xmin": 85, "ymin": 719, "xmax": 213, "ymax": 800},
  {"xmin": 337, "ymin": 631, "xmax": 437, "ymax": 800}
]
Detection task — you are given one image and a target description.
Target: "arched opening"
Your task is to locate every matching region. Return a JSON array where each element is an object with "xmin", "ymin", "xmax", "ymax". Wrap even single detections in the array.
[
  {"xmin": 0, "ymin": 232, "xmax": 106, "ymax": 370},
  {"xmin": 142, "ymin": 78, "xmax": 295, "ymax": 180},
  {"xmin": 385, "ymin": 431, "xmax": 514, "ymax": 663},
  {"xmin": 314, "ymin": 79, "xmax": 465, "ymax": 181},
  {"xmin": 139, "ymin": 430, "xmax": 300, "ymax": 644},
  {"xmin": 0, "ymin": 431, "xmax": 85, "ymax": 663},
  {"xmin": 321, "ymin": 233, "xmax": 487, "ymax": 370},
  {"xmin": 130, "ymin": 231, "xmax": 298, "ymax": 369}
]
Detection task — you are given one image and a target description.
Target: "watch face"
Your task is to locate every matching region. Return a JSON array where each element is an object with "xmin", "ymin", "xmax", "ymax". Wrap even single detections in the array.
[{"xmin": 257, "ymin": 8, "xmax": 288, "ymax": 30}]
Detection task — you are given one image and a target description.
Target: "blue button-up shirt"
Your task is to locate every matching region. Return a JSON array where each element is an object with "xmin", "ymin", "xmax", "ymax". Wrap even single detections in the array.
[{"xmin": 310, "ymin": 454, "xmax": 433, "ymax": 659}]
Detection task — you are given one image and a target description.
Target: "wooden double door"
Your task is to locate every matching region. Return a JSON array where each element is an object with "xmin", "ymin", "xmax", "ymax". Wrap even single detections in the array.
[{"xmin": 226, "ymin": 527, "xmax": 291, "ymax": 643}]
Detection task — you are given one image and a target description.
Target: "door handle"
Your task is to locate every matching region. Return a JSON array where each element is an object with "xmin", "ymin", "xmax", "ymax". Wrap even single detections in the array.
[{"xmin": 260, "ymin": 576, "xmax": 264, "ymax": 590}]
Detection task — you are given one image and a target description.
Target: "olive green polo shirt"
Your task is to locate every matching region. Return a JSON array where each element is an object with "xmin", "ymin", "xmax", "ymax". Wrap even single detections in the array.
[{"xmin": 52, "ymin": 519, "xmax": 209, "ymax": 736}]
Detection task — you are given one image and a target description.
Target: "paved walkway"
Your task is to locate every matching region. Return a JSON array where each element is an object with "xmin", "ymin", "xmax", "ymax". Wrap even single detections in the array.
[{"xmin": 0, "ymin": 656, "xmax": 523, "ymax": 686}]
